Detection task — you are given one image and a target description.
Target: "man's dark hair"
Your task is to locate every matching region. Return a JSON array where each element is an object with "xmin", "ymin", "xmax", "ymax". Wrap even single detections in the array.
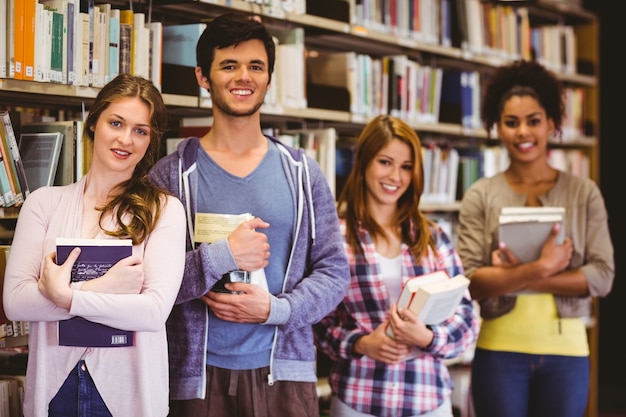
[{"xmin": 196, "ymin": 13, "xmax": 276, "ymax": 82}]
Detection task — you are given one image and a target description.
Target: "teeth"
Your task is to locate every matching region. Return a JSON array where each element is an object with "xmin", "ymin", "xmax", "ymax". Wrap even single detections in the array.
[
  {"xmin": 114, "ymin": 150, "xmax": 130, "ymax": 156},
  {"xmin": 518, "ymin": 142, "xmax": 533, "ymax": 149},
  {"xmin": 382, "ymin": 184, "xmax": 398, "ymax": 191},
  {"xmin": 232, "ymin": 89, "xmax": 252, "ymax": 96}
]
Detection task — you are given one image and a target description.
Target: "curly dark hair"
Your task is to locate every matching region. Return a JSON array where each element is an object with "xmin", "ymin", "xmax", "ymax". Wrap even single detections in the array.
[{"xmin": 481, "ymin": 60, "xmax": 565, "ymax": 138}]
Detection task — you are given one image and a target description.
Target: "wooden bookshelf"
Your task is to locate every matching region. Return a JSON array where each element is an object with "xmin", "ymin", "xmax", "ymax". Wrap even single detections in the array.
[{"xmin": 0, "ymin": 1, "xmax": 601, "ymax": 415}]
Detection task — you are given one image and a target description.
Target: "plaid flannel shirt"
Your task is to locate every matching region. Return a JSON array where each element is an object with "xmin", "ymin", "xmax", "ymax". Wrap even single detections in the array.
[{"xmin": 315, "ymin": 219, "xmax": 480, "ymax": 416}]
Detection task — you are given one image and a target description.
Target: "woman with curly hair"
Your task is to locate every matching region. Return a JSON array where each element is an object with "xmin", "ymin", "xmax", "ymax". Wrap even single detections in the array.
[{"xmin": 457, "ymin": 60, "xmax": 614, "ymax": 417}]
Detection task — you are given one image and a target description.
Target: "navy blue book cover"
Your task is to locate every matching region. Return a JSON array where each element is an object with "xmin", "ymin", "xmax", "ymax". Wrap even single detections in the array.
[{"xmin": 56, "ymin": 238, "xmax": 134, "ymax": 347}]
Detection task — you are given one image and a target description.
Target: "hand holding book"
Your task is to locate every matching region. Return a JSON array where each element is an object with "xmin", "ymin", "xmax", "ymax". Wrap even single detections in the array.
[
  {"xmin": 56, "ymin": 238, "xmax": 135, "ymax": 347},
  {"xmin": 386, "ymin": 271, "xmax": 470, "ymax": 339}
]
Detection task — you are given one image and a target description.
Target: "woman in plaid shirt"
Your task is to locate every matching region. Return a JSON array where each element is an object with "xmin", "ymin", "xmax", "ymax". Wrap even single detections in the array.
[{"xmin": 314, "ymin": 115, "xmax": 480, "ymax": 417}]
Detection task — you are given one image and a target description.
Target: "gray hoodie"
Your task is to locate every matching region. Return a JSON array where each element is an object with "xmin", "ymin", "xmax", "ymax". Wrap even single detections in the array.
[{"xmin": 148, "ymin": 136, "xmax": 350, "ymax": 400}]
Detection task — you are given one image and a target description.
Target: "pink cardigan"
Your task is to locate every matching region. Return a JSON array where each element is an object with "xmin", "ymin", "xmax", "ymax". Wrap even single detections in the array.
[{"xmin": 3, "ymin": 177, "xmax": 186, "ymax": 417}]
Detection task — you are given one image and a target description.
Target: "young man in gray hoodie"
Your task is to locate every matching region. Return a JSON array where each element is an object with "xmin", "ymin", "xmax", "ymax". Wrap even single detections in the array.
[{"xmin": 149, "ymin": 12, "xmax": 350, "ymax": 417}]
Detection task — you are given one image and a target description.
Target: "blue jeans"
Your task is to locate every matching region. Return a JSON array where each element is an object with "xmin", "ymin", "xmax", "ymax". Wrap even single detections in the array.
[
  {"xmin": 471, "ymin": 348, "xmax": 589, "ymax": 417},
  {"xmin": 48, "ymin": 360, "xmax": 112, "ymax": 417}
]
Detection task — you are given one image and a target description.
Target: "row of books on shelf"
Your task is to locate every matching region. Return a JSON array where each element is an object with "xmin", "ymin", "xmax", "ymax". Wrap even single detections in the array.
[
  {"xmin": 423, "ymin": 142, "xmax": 590, "ymax": 204},
  {"xmin": 0, "ymin": 321, "xmax": 28, "ymax": 345},
  {"xmin": 0, "ymin": 110, "xmax": 90, "ymax": 208},
  {"xmin": 0, "ymin": 245, "xmax": 28, "ymax": 348},
  {"xmin": 302, "ymin": 50, "xmax": 587, "ymax": 140},
  {"xmin": 0, "ymin": 376, "xmax": 24, "ymax": 417},
  {"xmin": 1, "ymin": 0, "xmax": 163, "ymax": 89},
  {"xmin": 340, "ymin": 0, "xmax": 578, "ymax": 75},
  {"xmin": 1, "ymin": 3, "xmax": 588, "ymax": 133}
]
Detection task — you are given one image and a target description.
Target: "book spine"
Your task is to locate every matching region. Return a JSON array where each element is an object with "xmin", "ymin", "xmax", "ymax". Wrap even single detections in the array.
[
  {"xmin": 23, "ymin": 0, "xmax": 37, "ymax": 81},
  {"xmin": 79, "ymin": 11, "xmax": 90, "ymax": 86},
  {"xmin": 12, "ymin": 0, "xmax": 24, "ymax": 79},
  {"xmin": 1, "ymin": 113, "xmax": 28, "ymax": 202},
  {"xmin": 49, "ymin": 11, "xmax": 64, "ymax": 83},
  {"xmin": 0, "ymin": 116, "xmax": 17, "ymax": 206},
  {"xmin": 131, "ymin": 13, "xmax": 147, "ymax": 78},
  {"xmin": 0, "ymin": 152, "xmax": 11, "ymax": 207},
  {"xmin": 108, "ymin": 10, "xmax": 120, "ymax": 81},
  {"xmin": 0, "ymin": 0, "xmax": 6, "ymax": 78},
  {"xmin": 118, "ymin": 23, "xmax": 131, "ymax": 75},
  {"xmin": 80, "ymin": 0, "xmax": 94, "ymax": 86},
  {"xmin": 42, "ymin": 1, "xmax": 69, "ymax": 84},
  {"xmin": 91, "ymin": 7, "xmax": 101, "ymax": 86},
  {"xmin": 66, "ymin": 0, "xmax": 76, "ymax": 85}
]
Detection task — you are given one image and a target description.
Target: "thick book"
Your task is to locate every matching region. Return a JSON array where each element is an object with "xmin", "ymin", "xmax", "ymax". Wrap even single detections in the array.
[
  {"xmin": 56, "ymin": 237, "xmax": 134, "ymax": 347},
  {"xmin": 498, "ymin": 206, "xmax": 566, "ymax": 264},
  {"xmin": 386, "ymin": 271, "xmax": 470, "ymax": 338}
]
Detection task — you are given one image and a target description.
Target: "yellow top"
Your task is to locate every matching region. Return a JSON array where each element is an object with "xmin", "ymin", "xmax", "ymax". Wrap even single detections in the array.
[{"xmin": 477, "ymin": 293, "xmax": 588, "ymax": 356}]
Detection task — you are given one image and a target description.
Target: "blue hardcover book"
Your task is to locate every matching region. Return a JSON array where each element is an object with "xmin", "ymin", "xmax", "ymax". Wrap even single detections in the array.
[
  {"xmin": 108, "ymin": 9, "xmax": 120, "ymax": 80},
  {"xmin": 56, "ymin": 237, "xmax": 134, "ymax": 347}
]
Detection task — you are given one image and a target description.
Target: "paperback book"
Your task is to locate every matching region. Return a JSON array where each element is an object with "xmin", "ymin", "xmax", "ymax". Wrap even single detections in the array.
[
  {"xmin": 386, "ymin": 270, "xmax": 470, "ymax": 339},
  {"xmin": 56, "ymin": 237, "xmax": 134, "ymax": 347},
  {"xmin": 498, "ymin": 206, "xmax": 566, "ymax": 264}
]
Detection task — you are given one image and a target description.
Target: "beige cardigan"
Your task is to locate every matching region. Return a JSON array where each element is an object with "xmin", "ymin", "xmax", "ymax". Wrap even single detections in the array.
[{"xmin": 457, "ymin": 171, "xmax": 614, "ymax": 319}]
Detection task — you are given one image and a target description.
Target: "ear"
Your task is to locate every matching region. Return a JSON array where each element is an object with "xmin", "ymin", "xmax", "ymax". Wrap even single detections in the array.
[{"xmin": 195, "ymin": 67, "xmax": 209, "ymax": 90}]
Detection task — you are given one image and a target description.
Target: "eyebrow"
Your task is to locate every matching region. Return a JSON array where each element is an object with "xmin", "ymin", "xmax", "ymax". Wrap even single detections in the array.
[
  {"xmin": 503, "ymin": 112, "xmax": 542, "ymax": 119},
  {"xmin": 218, "ymin": 58, "xmax": 266, "ymax": 67},
  {"xmin": 110, "ymin": 113, "xmax": 150, "ymax": 128}
]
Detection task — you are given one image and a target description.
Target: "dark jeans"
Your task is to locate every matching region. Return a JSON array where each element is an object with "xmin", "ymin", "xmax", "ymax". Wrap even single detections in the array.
[
  {"xmin": 48, "ymin": 360, "xmax": 112, "ymax": 417},
  {"xmin": 471, "ymin": 348, "xmax": 589, "ymax": 417}
]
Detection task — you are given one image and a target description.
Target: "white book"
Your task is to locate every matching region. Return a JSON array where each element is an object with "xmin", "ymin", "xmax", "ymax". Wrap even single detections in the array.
[
  {"xmin": 78, "ymin": 11, "xmax": 90, "ymax": 86},
  {"xmin": 33, "ymin": 3, "xmax": 46, "ymax": 82},
  {"xmin": 96, "ymin": 3, "xmax": 111, "ymax": 83},
  {"xmin": 274, "ymin": 27, "xmax": 306, "ymax": 109},
  {"xmin": 499, "ymin": 206, "xmax": 566, "ymax": 264},
  {"xmin": 6, "ymin": 0, "xmax": 16, "ymax": 79},
  {"xmin": 148, "ymin": 21, "xmax": 163, "ymax": 91},
  {"xmin": 283, "ymin": 128, "xmax": 336, "ymax": 196},
  {"xmin": 0, "ymin": 0, "xmax": 6, "ymax": 78},
  {"xmin": 386, "ymin": 271, "xmax": 469, "ymax": 339},
  {"xmin": 445, "ymin": 147, "xmax": 459, "ymax": 203}
]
